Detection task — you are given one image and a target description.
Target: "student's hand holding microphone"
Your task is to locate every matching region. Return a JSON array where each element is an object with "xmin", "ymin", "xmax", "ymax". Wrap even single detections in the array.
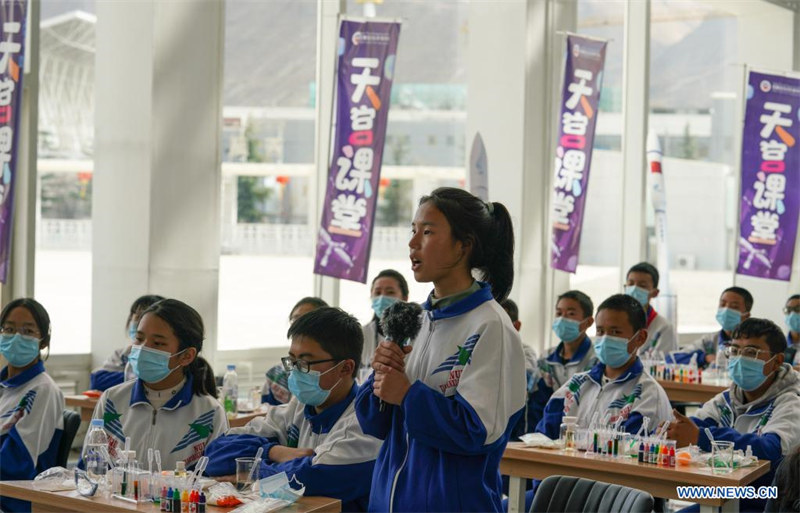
[{"xmin": 372, "ymin": 302, "xmax": 423, "ymax": 407}]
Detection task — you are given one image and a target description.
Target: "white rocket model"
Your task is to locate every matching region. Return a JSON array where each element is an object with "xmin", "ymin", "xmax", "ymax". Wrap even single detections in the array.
[{"xmin": 647, "ymin": 130, "xmax": 676, "ymax": 325}]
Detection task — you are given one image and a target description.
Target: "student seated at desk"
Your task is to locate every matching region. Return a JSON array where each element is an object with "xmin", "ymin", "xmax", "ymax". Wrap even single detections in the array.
[
  {"xmin": 536, "ymin": 294, "xmax": 672, "ymax": 440},
  {"xmin": 85, "ymin": 299, "xmax": 227, "ymax": 470},
  {"xmin": 0, "ymin": 299, "xmax": 65, "ymax": 513},
  {"xmin": 667, "ymin": 318, "xmax": 800, "ymax": 513},
  {"xmin": 261, "ymin": 297, "xmax": 329, "ymax": 405},
  {"xmin": 361, "ymin": 269, "xmax": 409, "ymax": 373},
  {"xmin": 529, "ymin": 290, "xmax": 597, "ymax": 434},
  {"xmin": 625, "ymin": 262, "xmax": 676, "ymax": 356},
  {"xmin": 783, "ymin": 294, "xmax": 800, "ymax": 370},
  {"xmin": 205, "ymin": 307, "xmax": 381, "ymax": 512},
  {"xmin": 672, "ymin": 286, "xmax": 753, "ymax": 367},
  {"xmin": 90, "ymin": 294, "xmax": 164, "ymax": 391}
]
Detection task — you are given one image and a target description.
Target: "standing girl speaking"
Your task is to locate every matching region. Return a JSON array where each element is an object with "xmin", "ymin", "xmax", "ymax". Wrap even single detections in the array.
[{"xmin": 355, "ymin": 187, "xmax": 526, "ymax": 512}]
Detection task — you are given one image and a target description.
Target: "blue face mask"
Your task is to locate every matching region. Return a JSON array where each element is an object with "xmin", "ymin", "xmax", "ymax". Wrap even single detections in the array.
[
  {"xmin": 786, "ymin": 313, "xmax": 800, "ymax": 333},
  {"xmin": 129, "ymin": 345, "xmax": 185, "ymax": 384},
  {"xmin": 727, "ymin": 355, "xmax": 772, "ymax": 391},
  {"xmin": 593, "ymin": 334, "xmax": 634, "ymax": 368},
  {"xmin": 0, "ymin": 334, "xmax": 42, "ymax": 367},
  {"xmin": 624, "ymin": 285, "xmax": 650, "ymax": 307},
  {"xmin": 371, "ymin": 296, "xmax": 400, "ymax": 319},
  {"xmin": 259, "ymin": 472, "xmax": 305, "ymax": 504},
  {"xmin": 552, "ymin": 317, "xmax": 583, "ymax": 342},
  {"xmin": 716, "ymin": 308, "xmax": 742, "ymax": 332},
  {"xmin": 128, "ymin": 321, "xmax": 138, "ymax": 341},
  {"xmin": 287, "ymin": 361, "xmax": 343, "ymax": 406}
]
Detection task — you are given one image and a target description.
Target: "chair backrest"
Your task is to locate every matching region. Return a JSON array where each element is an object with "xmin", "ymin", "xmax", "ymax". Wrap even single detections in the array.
[
  {"xmin": 531, "ymin": 475, "xmax": 654, "ymax": 513},
  {"xmin": 57, "ymin": 409, "xmax": 82, "ymax": 468}
]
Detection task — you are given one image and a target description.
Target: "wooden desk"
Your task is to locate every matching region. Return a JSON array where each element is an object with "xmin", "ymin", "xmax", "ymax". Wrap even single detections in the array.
[
  {"xmin": 0, "ymin": 481, "xmax": 341, "ymax": 512},
  {"xmin": 65, "ymin": 394, "xmax": 98, "ymax": 422},
  {"xmin": 65, "ymin": 395, "xmax": 266, "ymax": 428},
  {"xmin": 501, "ymin": 442, "xmax": 770, "ymax": 513},
  {"xmin": 657, "ymin": 380, "xmax": 726, "ymax": 404}
]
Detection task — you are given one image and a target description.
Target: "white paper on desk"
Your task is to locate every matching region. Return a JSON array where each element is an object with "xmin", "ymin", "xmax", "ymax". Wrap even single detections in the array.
[
  {"xmin": 519, "ymin": 433, "xmax": 560, "ymax": 449},
  {"xmin": 33, "ymin": 479, "xmax": 76, "ymax": 492}
]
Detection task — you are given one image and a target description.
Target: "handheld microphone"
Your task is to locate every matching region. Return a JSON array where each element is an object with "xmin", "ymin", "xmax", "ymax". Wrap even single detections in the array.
[{"xmin": 377, "ymin": 301, "xmax": 423, "ymax": 412}]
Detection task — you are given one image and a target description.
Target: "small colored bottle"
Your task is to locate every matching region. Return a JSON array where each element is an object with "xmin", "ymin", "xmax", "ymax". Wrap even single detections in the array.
[
  {"xmin": 613, "ymin": 436, "xmax": 619, "ymax": 457},
  {"xmin": 199, "ymin": 492, "xmax": 206, "ymax": 513},
  {"xmin": 160, "ymin": 487, "xmax": 168, "ymax": 512},
  {"xmin": 172, "ymin": 488, "xmax": 180, "ymax": 513},
  {"xmin": 638, "ymin": 441, "xmax": 644, "ymax": 463},
  {"xmin": 669, "ymin": 445, "xmax": 676, "ymax": 467},
  {"xmin": 165, "ymin": 487, "xmax": 173, "ymax": 512},
  {"xmin": 593, "ymin": 431, "xmax": 598, "ymax": 453},
  {"xmin": 181, "ymin": 489, "xmax": 190, "ymax": 513},
  {"xmin": 189, "ymin": 490, "xmax": 198, "ymax": 513}
]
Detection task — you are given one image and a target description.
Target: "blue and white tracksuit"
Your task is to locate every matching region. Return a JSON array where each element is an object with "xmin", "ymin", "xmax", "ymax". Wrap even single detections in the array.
[
  {"xmin": 536, "ymin": 358, "xmax": 672, "ymax": 440},
  {"xmin": 528, "ymin": 336, "xmax": 598, "ymax": 435},
  {"xmin": 691, "ymin": 364, "xmax": 800, "ymax": 512},
  {"xmin": 640, "ymin": 307, "xmax": 677, "ymax": 357},
  {"xmin": 672, "ymin": 330, "xmax": 730, "ymax": 367},
  {"xmin": 90, "ymin": 345, "xmax": 136, "ymax": 391},
  {"xmin": 0, "ymin": 362, "xmax": 64, "ymax": 512},
  {"xmin": 85, "ymin": 375, "xmax": 228, "ymax": 470},
  {"xmin": 205, "ymin": 383, "xmax": 380, "ymax": 512},
  {"xmin": 355, "ymin": 282, "xmax": 526, "ymax": 512}
]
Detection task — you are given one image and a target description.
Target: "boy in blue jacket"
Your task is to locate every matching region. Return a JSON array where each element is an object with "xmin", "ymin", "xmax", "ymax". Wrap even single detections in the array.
[{"xmin": 205, "ymin": 308, "xmax": 381, "ymax": 512}]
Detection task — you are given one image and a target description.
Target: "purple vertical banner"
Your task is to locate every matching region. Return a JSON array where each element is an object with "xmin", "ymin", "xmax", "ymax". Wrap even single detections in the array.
[
  {"xmin": 0, "ymin": 0, "xmax": 26, "ymax": 283},
  {"xmin": 313, "ymin": 18, "xmax": 400, "ymax": 283},
  {"xmin": 550, "ymin": 35, "xmax": 607, "ymax": 273},
  {"xmin": 737, "ymin": 70, "xmax": 800, "ymax": 281}
]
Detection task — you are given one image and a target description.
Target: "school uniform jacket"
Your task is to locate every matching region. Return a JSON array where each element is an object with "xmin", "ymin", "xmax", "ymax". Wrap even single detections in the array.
[
  {"xmin": 360, "ymin": 318, "xmax": 386, "ymax": 369},
  {"xmin": 529, "ymin": 336, "xmax": 598, "ymax": 433},
  {"xmin": 260, "ymin": 364, "xmax": 292, "ymax": 405},
  {"xmin": 692, "ymin": 364, "xmax": 800, "ymax": 512},
  {"xmin": 87, "ymin": 375, "xmax": 228, "ymax": 470},
  {"xmin": 536, "ymin": 358, "xmax": 672, "ymax": 440},
  {"xmin": 204, "ymin": 383, "xmax": 380, "ymax": 512},
  {"xmin": 355, "ymin": 282, "xmax": 526, "ymax": 513},
  {"xmin": 672, "ymin": 329, "xmax": 730, "ymax": 366},
  {"xmin": 0, "ymin": 362, "xmax": 64, "ymax": 512},
  {"xmin": 90, "ymin": 345, "xmax": 136, "ymax": 391},
  {"xmin": 638, "ymin": 307, "xmax": 677, "ymax": 356}
]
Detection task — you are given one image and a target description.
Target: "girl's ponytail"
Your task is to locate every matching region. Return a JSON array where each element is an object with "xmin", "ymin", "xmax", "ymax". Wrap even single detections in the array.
[
  {"xmin": 485, "ymin": 201, "xmax": 515, "ymax": 302},
  {"xmin": 189, "ymin": 356, "xmax": 218, "ymax": 398}
]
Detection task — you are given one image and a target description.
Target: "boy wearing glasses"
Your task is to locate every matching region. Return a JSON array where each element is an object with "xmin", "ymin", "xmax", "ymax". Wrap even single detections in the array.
[
  {"xmin": 667, "ymin": 318, "xmax": 800, "ymax": 512},
  {"xmin": 783, "ymin": 295, "xmax": 800, "ymax": 369},
  {"xmin": 204, "ymin": 308, "xmax": 381, "ymax": 511}
]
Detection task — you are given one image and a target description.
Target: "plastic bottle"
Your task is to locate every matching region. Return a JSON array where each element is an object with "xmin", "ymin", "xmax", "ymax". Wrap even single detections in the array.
[
  {"xmin": 175, "ymin": 461, "xmax": 187, "ymax": 478},
  {"xmin": 559, "ymin": 416, "xmax": 578, "ymax": 452},
  {"xmin": 82, "ymin": 418, "xmax": 110, "ymax": 483},
  {"xmin": 222, "ymin": 365, "xmax": 239, "ymax": 417}
]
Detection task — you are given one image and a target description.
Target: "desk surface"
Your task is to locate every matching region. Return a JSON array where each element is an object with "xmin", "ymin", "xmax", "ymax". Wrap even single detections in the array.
[
  {"xmin": 65, "ymin": 395, "xmax": 266, "ymax": 428},
  {"xmin": 656, "ymin": 380, "xmax": 727, "ymax": 404},
  {"xmin": 501, "ymin": 442, "xmax": 770, "ymax": 507},
  {"xmin": 0, "ymin": 481, "xmax": 341, "ymax": 513}
]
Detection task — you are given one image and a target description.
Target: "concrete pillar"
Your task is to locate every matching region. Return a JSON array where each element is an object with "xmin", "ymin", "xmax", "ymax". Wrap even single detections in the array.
[{"xmin": 92, "ymin": 1, "xmax": 224, "ymax": 368}]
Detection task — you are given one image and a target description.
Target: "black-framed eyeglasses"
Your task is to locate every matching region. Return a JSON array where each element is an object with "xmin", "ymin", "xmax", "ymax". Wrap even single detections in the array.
[
  {"xmin": 281, "ymin": 356, "xmax": 339, "ymax": 374},
  {"xmin": 723, "ymin": 345, "xmax": 774, "ymax": 359},
  {"xmin": 0, "ymin": 326, "xmax": 40, "ymax": 337},
  {"xmin": 783, "ymin": 306, "xmax": 800, "ymax": 314}
]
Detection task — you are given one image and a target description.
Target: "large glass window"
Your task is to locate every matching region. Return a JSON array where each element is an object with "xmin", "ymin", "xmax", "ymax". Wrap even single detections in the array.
[
  {"xmin": 216, "ymin": 0, "xmax": 318, "ymax": 350},
  {"xmin": 35, "ymin": 3, "xmax": 96, "ymax": 354},
  {"xmin": 647, "ymin": 0, "xmax": 795, "ymax": 333}
]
